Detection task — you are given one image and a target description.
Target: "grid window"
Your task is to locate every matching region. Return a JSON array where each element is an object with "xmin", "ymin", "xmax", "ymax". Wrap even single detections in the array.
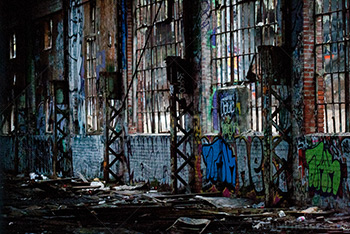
[
  {"xmin": 44, "ymin": 19, "xmax": 53, "ymax": 50},
  {"xmin": 134, "ymin": 0, "xmax": 184, "ymax": 133},
  {"xmin": 10, "ymin": 33, "xmax": 16, "ymax": 59},
  {"xmin": 86, "ymin": 38, "xmax": 98, "ymax": 132},
  {"xmin": 211, "ymin": 0, "xmax": 280, "ymax": 131},
  {"xmin": 86, "ymin": 4, "xmax": 99, "ymax": 133},
  {"xmin": 315, "ymin": 0, "xmax": 350, "ymax": 133}
]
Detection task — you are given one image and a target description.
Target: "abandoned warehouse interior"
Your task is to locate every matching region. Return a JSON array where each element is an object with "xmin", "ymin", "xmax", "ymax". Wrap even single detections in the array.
[{"xmin": 1, "ymin": 0, "xmax": 350, "ymax": 232}]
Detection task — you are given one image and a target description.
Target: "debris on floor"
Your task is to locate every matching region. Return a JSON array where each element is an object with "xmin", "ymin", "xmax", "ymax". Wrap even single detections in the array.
[{"xmin": 2, "ymin": 173, "xmax": 350, "ymax": 233}]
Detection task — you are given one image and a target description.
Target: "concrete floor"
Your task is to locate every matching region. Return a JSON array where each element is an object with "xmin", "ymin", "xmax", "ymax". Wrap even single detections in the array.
[{"xmin": 2, "ymin": 173, "xmax": 350, "ymax": 234}]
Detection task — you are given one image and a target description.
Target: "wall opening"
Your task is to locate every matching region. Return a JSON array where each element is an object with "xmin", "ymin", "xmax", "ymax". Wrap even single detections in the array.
[
  {"xmin": 210, "ymin": 0, "xmax": 281, "ymax": 133},
  {"xmin": 315, "ymin": 0, "xmax": 350, "ymax": 133},
  {"xmin": 134, "ymin": 0, "xmax": 184, "ymax": 133}
]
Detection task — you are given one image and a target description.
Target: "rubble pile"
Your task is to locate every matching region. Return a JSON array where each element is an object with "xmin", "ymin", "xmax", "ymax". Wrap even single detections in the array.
[{"xmin": 2, "ymin": 173, "xmax": 350, "ymax": 233}]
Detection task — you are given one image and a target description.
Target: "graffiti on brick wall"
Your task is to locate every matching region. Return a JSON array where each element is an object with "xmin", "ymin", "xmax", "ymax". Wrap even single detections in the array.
[
  {"xmin": 202, "ymin": 137, "xmax": 236, "ymax": 186},
  {"xmin": 127, "ymin": 135, "xmax": 190, "ymax": 187},
  {"xmin": 305, "ymin": 142, "xmax": 341, "ymax": 195},
  {"xmin": 298, "ymin": 136, "xmax": 350, "ymax": 204},
  {"xmin": 341, "ymin": 138, "xmax": 350, "ymax": 193},
  {"xmin": 201, "ymin": 135, "xmax": 289, "ymax": 203},
  {"xmin": 249, "ymin": 137, "xmax": 264, "ymax": 193},
  {"xmin": 218, "ymin": 87, "xmax": 249, "ymax": 141},
  {"xmin": 129, "ymin": 136, "xmax": 170, "ymax": 183},
  {"xmin": 210, "ymin": 88, "xmax": 219, "ymax": 131},
  {"xmin": 72, "ymin": 136, "xmax": 104, "ymax": 179},
  {"xmin": 219, "ymin": 90, "xmax": 240, "ymax": 141}
]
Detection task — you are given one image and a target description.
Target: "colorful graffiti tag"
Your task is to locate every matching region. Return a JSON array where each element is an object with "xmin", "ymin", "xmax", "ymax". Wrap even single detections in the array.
[
  {"xmin": 217, "ymin": 87, "xmax": 249, "ymax": 141},
  {"xmin": 202, "ymin": 137, "xmax": 236, "ymax": 186},
  {"xmin": 201, "ymin": 135, "xmax": 290, "ymax": 204},
  {"xmin": 305, "ymin": 142, "xmax": 341, "ymax": 195},
  {"xmin": 298, "ymin": 136, "xmax": 350, "ymax": 209}
]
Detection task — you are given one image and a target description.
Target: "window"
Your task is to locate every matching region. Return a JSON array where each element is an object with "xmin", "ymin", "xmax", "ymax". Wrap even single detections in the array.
[
  {"xmin": 45, "ymin": 98, "xmax": 54, "ymax": 133},
  {"xmin": 85, "ymin": 3, "xmax": 99, "ymax": 133},
  {"xmin": 134, "ymin": 0, "xmax": 184, "ymax": 133},
  {"xmin": 315, "ymin": 0, "xmax": 350, "ymax": 133},
  {"xmin": 210, "ymin": 0, "xmax": 280, "ymax": 131},
  {"xmin": 1, "ymin": 74, "xmax": 16, "ymax": 135},
  {"xmin": 44, "ymin": 19, "xmax": 53, "ymax": 49},
  {"xmin": 10, "ymin": 33, "xmax": 16, "ymax": 59}
]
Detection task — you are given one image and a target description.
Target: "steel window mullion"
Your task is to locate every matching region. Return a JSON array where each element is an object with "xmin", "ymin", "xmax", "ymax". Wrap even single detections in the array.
[{"xmin": 342, "ymin": 0, "xmax": 350, "ymax": 131}]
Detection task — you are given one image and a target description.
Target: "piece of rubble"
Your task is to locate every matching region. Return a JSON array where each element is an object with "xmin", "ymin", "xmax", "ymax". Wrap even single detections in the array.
[
  {"xmin": 166, "ymin": 217, "xmax": 211, "ymax": 234},
  {"xmin": 301, "ymin": 206, "xmax": 318, "ymax": 214}
]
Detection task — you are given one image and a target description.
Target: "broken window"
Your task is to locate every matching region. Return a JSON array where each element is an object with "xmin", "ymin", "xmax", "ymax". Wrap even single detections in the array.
[
  {"xmin": 315, "ymin": 0, "xmax": 350, "ymax": 133},
  {"xmin": 85, "ymin": 3, "xmax": 99, "ymax": 133},
  {"xmin": 10, "ymin": 33, "xmax": 16, "ymax": 59},
  {"xmin": 44, "ymin": 19, "xmax": 53, "ymax": 50},
  {"xmin": 210, "ymin": 0, "xmax": 280, "ymax": 132},
  {"xmin": 134, "ymin": 0, "xmax": 183, "ymax": 133}
]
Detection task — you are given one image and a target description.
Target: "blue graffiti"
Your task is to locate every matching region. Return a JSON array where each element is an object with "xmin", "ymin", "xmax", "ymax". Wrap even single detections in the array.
[{"xmin": 202, "ymin": 137, "xmax": 236, "ymax": 186}]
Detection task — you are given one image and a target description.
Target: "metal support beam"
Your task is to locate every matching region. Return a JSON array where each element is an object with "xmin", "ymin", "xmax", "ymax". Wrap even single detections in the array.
[
  {"xmin": 260, "ymin": 46, "xmax": 293, "ymax": 207},
  {"xmin": 167, "ymin": 56, "xmax": 195, "ymax": 194},
  {"xmin": 102, "ymin": 72, "xmax": 124, "ymax": 182}
]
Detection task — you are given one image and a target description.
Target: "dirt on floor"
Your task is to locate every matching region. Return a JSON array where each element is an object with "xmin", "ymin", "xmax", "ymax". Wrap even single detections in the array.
[{"xmin": 1, "ymin": 173, "xmax": 350, "ymax": 234}]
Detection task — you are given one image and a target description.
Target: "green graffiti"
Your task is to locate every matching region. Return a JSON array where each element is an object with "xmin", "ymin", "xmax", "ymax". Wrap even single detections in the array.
[
  {"xmin": 221, "ymin": 120, "xmax": 239, "ymax": 141},
  {"xmin": 305, "ymin": 142, "xmax": 341, "ymax": 195}
]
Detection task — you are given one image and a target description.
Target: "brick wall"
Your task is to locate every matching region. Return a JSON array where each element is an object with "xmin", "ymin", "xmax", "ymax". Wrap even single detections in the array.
[
  {"xmin": 303, "ymin": 0, "xmax": 317, "ymax": 134},
  {"xmin": 127, "ymin": 134, "xmax": 190, "ymax": 188},
  {"xmin": 72, "ymin": 135, "xmax": 104, "ymax": 179},
  {"xmin": 126, "ymin": 0, "xmax": 135, "ymax": 134}
]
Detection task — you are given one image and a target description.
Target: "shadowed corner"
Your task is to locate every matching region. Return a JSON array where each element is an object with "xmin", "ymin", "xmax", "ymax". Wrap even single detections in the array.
[{"xmin": 0, "ymin": 162, "xmax": 4, "ymax": 233}]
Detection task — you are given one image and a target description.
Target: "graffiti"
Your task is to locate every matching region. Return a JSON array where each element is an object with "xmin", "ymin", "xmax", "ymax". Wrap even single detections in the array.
[
  {"xmin": 218, "ymin": 87, "xmax": 249, "ymax": 140},
  {"xmin": 219, "ymin": 90, "xmax": 239, "ymax": 140},
  {"xmin": 193, "ymin": 115, "xmax": 201, "ymax": 144},
  {"xmin": 341, "ymin": 138, "xmax": 350, "ymax": 192},
  {"xmin": 250, "ymin": 137, "xmax": 264, "ymax": 193},
  {"xmin": 220, "ymin": 93, "xmax": 238, "ymax": 118},
  {"xmin": 222, "ymin": 120, "xmax": 239, "ymax": 141},
  {"xmin": 72, "ymin": 136, "xmax": 104, "ymax": 179},
  {"xmin": 201, "ymin": 0, "xmax": 210, "ymax": 30},
  {"xmin": 273, "ymin": 137, "xmax": 289, "ymax": 193},
  {"xmin": 211, "ymin": 89, "xmax": 219, "ymax": 131},
  {"xmin": 202, "ymin": 137, "xmax": 236, "ymax": 186},
  {"xmin": 127, "ymin": 135, "xmax": 189, "ymax": 187},
  {"xmin": 305, "ymin": 142, "xmax": 341, "ymax": 195},
  {"xmin": 236, "ymin": 137, "xmax": 249, "ymax": 189},
  {"xmin": 200, "ymin": 135, "xmax": 290, "ymax": 202}
]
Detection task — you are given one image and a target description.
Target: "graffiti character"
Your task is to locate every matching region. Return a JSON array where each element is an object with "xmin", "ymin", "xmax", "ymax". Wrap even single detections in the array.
[{"xmin": 202, "ymin": 137, "xmax": 236, "ymax": 187}]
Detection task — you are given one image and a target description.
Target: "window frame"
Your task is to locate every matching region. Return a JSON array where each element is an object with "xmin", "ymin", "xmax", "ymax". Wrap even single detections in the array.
[
  {"xmin": 44, "ymin": 19, "xmax": 53, "ymax": 50},
  {"xmin": 85, "ymin": 2, "xmax": 100, "ymax": 134},
  {"xmin": 314, "ymin": 0, "xmax": 350, "ymax": 133},
  {"xmin": 133, "ymin": 0, "xmax": 184, "ymax": 133},
  {"xmin": 10, "ymin": 33, "xmax": 16, "ymax": 59},
  {"xmin": 210, "ymin": 0, "xmax": 281, "ymax": 132}
]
